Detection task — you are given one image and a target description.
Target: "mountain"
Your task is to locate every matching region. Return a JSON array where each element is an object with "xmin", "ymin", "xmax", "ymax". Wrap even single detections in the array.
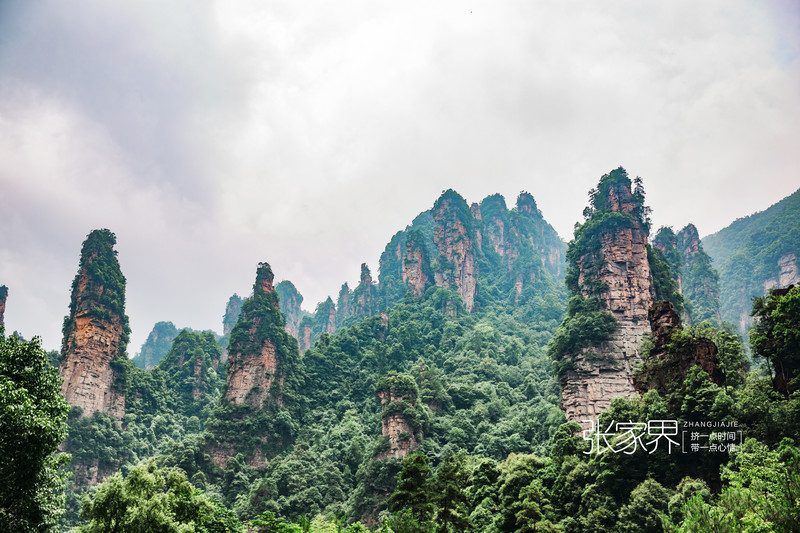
[
  {"xmin": 549, "ymin": 168, "xmax": 657, "ymax": 423},
  {"xmin": 653, "ymin": 224, "xmax": 721, "ymax": 325},
  {"xmin": 59, "ymin": 229, "xmax": 129, "ymax": 420},
  {"xmin": 131, "ymin": 321, "xmax": 180, "ymax": 369},
  {"xmin": 702, "ymin": 188, "xmax": 800, "ymax": 330}
]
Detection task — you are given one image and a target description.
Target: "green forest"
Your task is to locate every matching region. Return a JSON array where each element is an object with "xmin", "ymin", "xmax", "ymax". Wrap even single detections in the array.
[{"xmin": 1, "ymin": 171, "xmax": 799, "ymax": 533}]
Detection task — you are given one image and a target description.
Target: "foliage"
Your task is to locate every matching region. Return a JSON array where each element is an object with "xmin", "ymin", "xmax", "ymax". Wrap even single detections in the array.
[
  {"xmin": 548, "ymin": 295, "xmax": 618, "ymax": 373},
  {"xmin": 0, "ymin": 333, "xmax": 71, "ymax": 532},
  {"xmin": 750, "ymin": 285, "xmax": 800, "ymax": 396},
  {"xmin": 648, "ymin": 245, "xmax": 685, "ymax": 316},
  {"xmin": 132, "ymin": 321, "xmax": 180, "ymax": 369},
  {"xmin": 703, "ymin": 187, "xmax": 800, "ymax": 328},
  {"xmin": 62, "ymin": 229, "xmax": 130, "ymax": 359},
  {"xmin": 77, "ymin": 461, "xmax": 243, "ymax": 532}
]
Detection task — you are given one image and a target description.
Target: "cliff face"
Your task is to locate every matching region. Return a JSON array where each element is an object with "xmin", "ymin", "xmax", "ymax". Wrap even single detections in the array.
[
  {"xmin": 224, "ymin": 263, "xmax": 297, "ymax": 410},
  {"xmin": 60, "ymin": 229, "xmax": 128, "ymax": 420},
  {"xmin": 298, "ymin": 317, "xmax": 312, "ymax": 352},
  {"xmin": 376, "ymin": 374, "xmax": 423, "ymax": 460},
  {"xmin": 702, "ymin": 187, "xmax": 800, "ymax": 332},
  {"xmin": 336, "ymin": 283, "xmax": 352, "ymax": 326},
  {"xmin": 352, "ymin": 264, "xmax": 379, "ymax": 319},
  {"xmin": 634, "ymin": 301, "xmax": 724, "ymax": 399},
  {"xmin": 0, "ymin": 285, "xmax": 7, "ymax": 330},
  {"xmin": 401, "ymin": 230, "xmax": 432, "ymax": 297},
  {"xmin": 160, "ymin": 330, "xmax": 222, "ymax": 414},
  {"xmin": 276, "ymin": 281, "xmax": 304, "ymax": 338},
  {"xmin": 133, "ymin": 321, "xmax": 179, "ymax": 369},
  {"xmin": 433, "ymin": 190, "xmax": 478, "ymax": 312},
  {"xmin": 558, "ymin": 170, "xmax": 655, "ymax": 424},
  {"xmin": 223, "ymin": 294, "xmax": 244, "ymax": 337}
]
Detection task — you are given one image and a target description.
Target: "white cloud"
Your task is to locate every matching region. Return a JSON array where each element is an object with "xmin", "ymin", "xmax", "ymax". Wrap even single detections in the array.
[{"xmin": 0, "ymin": 0, "xmax": 798, "ymax": 351}]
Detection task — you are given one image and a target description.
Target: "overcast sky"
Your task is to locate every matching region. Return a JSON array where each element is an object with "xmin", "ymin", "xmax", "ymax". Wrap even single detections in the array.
[{"xmin": 1, "ymin": 0, "xmax": 798, "ymax": 354}]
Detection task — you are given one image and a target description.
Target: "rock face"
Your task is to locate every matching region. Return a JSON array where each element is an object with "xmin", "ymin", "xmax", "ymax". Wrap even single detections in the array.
[
  {"xmin": 401, "ymin": 230, "xmax": 432, "ymax": 297},
  {"xmin": 298, "ymin": 317, "xmax": 313, "ymax": 352},
  {"xmin": 559, "ymin": 170, "xmax": 655, "ymax": 425},
  {"xmin": 160, "ymin": 330, "xmax": 222, "ymax": 411},
  {"xmin": 223, "ymin": 294, "xmax": 244, "ymax": 337},
  {"xmin": 133, "ymin": 321, "xmax": 179, "ymax": 369},
  {"xmin": 376, "ymin": 374, "xmax": 423, "ymax": 460},
  {"xmin": 353, "ymin": 264, "xmax": 379, "ymax": 318},
  {"xmin": 276, "ymin": 281, "xmax": 304, "ymax": 338},
  {"xmin": 224, "ymin": 263, "xmax": 295, "ymax": 410},
  {"xmin": 60, "ymin": 229, "xmax": 128, "ymax": 420},
  {"xmin": 433, "ymin": 190, "xmax": 478, "ymax": 312},
  {"xmin": 0, "ymin": 285, "xmax": 7, "ymax": 330},
  {"xmin": 336, "ymin": 283, "xmax": 352, "ymax": 326},
  {"xmin": 777, "ymin": 253, "xmax": 799, "ymax": 288},
  {"xmin": 634, "ymin": 301, "xmax": 724, "ymax": 398}
]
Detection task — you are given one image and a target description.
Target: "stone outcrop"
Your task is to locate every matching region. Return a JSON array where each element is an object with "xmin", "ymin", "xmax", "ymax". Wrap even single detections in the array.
[
  {"xmin": 634, "ymin": 301, "xmax": 724, "ymax": 399},
  {"xmin": 224, "ymin": 262, "xmax": 292, "ymax": 409},
  {"xmin": 60, "ymin": 229, "xmax": 128, "ymax": 420},
  {"xmin": 353, "ymin": 264, "xmax": 379, "ymax": 318},
  {"xmin": 276, "ymin": 281, "xmax": 303, "ymax": 338},
  {"xmin": 298, "ymin": 317, "xmax": 312, "ymax": 352},
  {"xmin": 133, "ymin": 321, "xmax": 179, "ymax": 369},
  {"xmin": 223, "ymin": 294, "xmax": 244, "ymax": 336},
  {"xmin": 766, "ymin": 252, "xmax": 800, "ymax": 290},
  {"xmin": 336, "ymin": 283, "xmax": 352, "ymax": 326},
  {"xmin": 433, "ymin": 190, "xmax": 478, "ymax": 311},
  {"xmin": 0, "ymin": 285, "xmax": 7, "ymax": 330},
  {"xmin": 401, "ymin": 230, "xmax": 432, "ymax": 297},
  {"xmin": 560, "ymin": 171, "xmax": 655, "ymax": 425},
  {"xmin": 376, "ymin": 373, "xmax": 423, "ymax": 460}
]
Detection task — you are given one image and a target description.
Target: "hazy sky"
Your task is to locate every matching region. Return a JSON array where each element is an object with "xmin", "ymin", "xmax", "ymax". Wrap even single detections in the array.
[{"xmin": 1, "ymin": 0, "xmax": 798, "ymax": 353}]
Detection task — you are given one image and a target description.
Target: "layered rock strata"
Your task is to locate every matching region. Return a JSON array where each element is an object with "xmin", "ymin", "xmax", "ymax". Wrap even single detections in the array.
[
  {"xmin": 432, "ymin": 191, "xmax": 477, "ymax": 311},
  {"xmin": 224, "ymin": 263, "xmax": 290, "ymax": 409},
  {"xmin": 634, "ymin": 301, "xmax": 724, "ymax": 398},
  {"xmin": 560, "ymin": 174, "xmax": 655, "ymax": 425},
  {"xmin": 60, "ymin": 229, "xmax": 128, "ymax": 420}
]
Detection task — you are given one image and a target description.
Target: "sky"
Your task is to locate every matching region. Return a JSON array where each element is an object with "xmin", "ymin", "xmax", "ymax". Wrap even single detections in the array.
[{"xmin": 0, "ymin": 0, "xmax": 798, "ymax": 354}]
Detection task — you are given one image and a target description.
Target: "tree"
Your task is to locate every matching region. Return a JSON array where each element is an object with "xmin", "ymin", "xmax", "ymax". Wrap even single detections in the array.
[
  {"xmin": 0, "ymin": 333, "xmax": 71, "ymax": 532},
  {"xmin": 389, "ymin": 453, "xmax": 434, "ymax": 527},
  {"xmin": 433, "ymin": 452, "xmax": 471, "ymax": 532},
  {"xmin": 750, "ymin": 286, "xmax": 800, "ymax": 397},
  {"xmin": 78, "ymin": 461, "xmax": 243, "ymax": 532}
]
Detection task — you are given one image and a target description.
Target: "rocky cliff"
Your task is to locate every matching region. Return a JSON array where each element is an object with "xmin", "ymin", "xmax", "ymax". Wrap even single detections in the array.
[
  {"xmin": 556, "ymin": 169, "xmax": 655, "ymax": 425},
  {"xmin": 224, "ymin": 263, "xmax": 297, "ymax": 409},
  {"xmin": 654, "ymin": 224, "xmax": 721, "ymax": 324},
  {"xmin": 298, "ymin": 317, "xmax": 313, "ymax": 352},
  {"xmin": 336, "ymin": 283, "xmax": 352, "ymax": 326},
  {"xmin": 702, "ymin": 187, "xmax": 800, "ymax": 331},
  {"xmin": 276, "ymin": 281, "xmax": 304, "ymax": 338},
  {"xmin": 60, "ymin": 229, "xmax": 129, "ymax": 420},
  {"xmin": 401, "ymin": 230, "xmax": 432, "ymax": 297},
  {"xmin": 352, "ymin": 264, "xmax": 379, "ymax": 318},
  {"xmin": 0, "ymin": 285, "xmax": 7, "ymax": 330},
  {"xmin": 209, "ymin": 263, "xmax": 302, "ymax": 467},
  {"xmin": 432, "ymin": 190, "xmax": 478, "ymax": 312},
  {"xmin": 223, "ymin": 294, "xmax": 244, "ymax": 337},
  {"xmin": 633, "ymin": 302, "xmax": 724, "ymax": 400},
  {"xmin": 160, "ymin": 330, "xmax": 222, "ymax": 414},
  {"xmin": 376, "ymin": 373, "xmax": 425, "ymax": 460},
  {"xmin": 132, "ymin": 321, "xmax": 179, "ymax": 369}
]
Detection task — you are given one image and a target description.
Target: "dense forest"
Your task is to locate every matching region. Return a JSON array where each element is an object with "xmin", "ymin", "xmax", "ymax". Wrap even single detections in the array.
[{"xmin": 1, "ymin": 171, "xmax": 799, "ymax": 532}]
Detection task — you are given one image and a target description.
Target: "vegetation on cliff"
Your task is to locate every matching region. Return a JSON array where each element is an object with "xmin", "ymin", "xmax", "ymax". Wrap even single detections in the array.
[
  {"xmin": 61, "ymin": 229, "xmax": 130, "ymax": 360},
  {"xmin": 18, "ymin": 181, "xmax": 799, "ymax": 532},
  {"xmin": 703, "ymin": 187, "xmax": 800, "ymax": 328},
  {"xmin": 132, "ymin": 321, "xmax": 180, "ymax": 369}
]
